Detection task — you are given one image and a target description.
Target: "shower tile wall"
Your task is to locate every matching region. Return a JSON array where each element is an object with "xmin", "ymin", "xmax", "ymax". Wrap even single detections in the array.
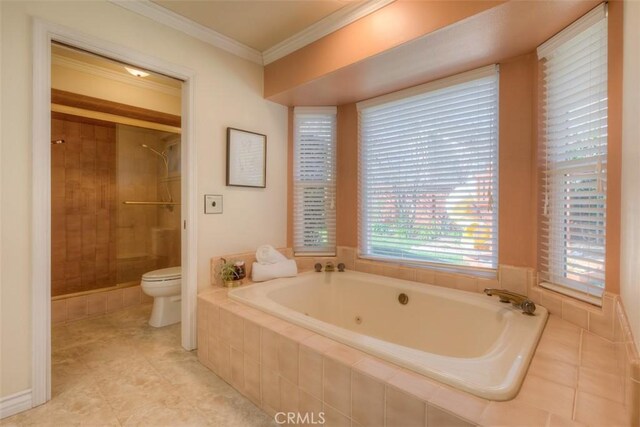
[
  {"xmin": 159, "ymin": 143, "xmax": 181, "ymax": 267},
  {"xmin": 51, "ymin": 117, "xmax": 117, "ymax": 297},
  {"xmin": 51, "ymin": 119, "xmax": 181, "ymax": 297},
  {"xmin": 160, "ymin": 176, "xmax": 181, "ymax": 267},
  {"xmin": 158, "ymin": 139, "xmax": 181, "ymax": 268},
  {"xmin": 116, "ymin": 126, "xmax": 181, "ymax": 283}
]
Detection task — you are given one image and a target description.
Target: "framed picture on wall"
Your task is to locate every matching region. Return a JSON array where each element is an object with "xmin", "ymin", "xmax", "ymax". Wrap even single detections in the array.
[{"xmin": 226, "ymin": 127, "xmax": 267, "ymax": 188}]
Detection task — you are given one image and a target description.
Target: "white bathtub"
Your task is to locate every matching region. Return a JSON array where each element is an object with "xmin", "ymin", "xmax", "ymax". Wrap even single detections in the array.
[{"xmin": 229, "ymin": 270, "xmax": 548, "ymax": 400}]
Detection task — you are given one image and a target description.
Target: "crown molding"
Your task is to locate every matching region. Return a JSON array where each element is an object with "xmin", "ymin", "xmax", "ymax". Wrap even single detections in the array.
[
  {"xmin": 109, "ymin": 0, "xmax": 395, "ymax": 67},
  {"xmin": 52, "ymin": 54, "xmax": 182, "ymax": 97},
  {"xmin": 108, "ymin": 0, "xmax": 263, "ymax": 65},
  {"xmin": 262, "ymin": 0, "xmax": 396, "ymax": 65}
]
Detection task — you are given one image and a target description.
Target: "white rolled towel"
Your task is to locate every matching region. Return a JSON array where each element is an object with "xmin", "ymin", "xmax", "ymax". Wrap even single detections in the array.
[
  {"xmin": 251, "ymin": 259, "xmax": 297, "ymax": 282},
  {"xmin": 256, "ymin": 244, "xmax": 287, "ymax": 265}
]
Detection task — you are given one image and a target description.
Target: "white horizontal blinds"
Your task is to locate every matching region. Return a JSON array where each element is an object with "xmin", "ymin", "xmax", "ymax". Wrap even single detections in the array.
[
  {"xmin": 293, "ymin": 107, "xmax": 337, "ymax": 255},
  {"xmin": 538, "ymin": 4, "xmax": 608, "ymax": 298},
  {"xmin": 358, "ymin": 66, "xmax": 499, "ymax": 270}
]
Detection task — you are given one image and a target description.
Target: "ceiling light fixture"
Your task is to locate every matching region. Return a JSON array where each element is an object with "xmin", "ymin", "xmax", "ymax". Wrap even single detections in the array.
[{"xmin": 125, "ymin": 66, "xmax": 150, "ymax": 77}]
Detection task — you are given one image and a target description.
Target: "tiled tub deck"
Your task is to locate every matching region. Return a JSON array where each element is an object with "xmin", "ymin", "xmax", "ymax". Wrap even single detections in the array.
[{"xmin": 198, "ymin": 287, "xmax": 638, "ymax": 427}]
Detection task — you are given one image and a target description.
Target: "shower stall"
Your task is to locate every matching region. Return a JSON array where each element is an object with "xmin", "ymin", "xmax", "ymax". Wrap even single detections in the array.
[{"xmin": 51, "ymin": 117, "xmax": 181, "ymax": 311}]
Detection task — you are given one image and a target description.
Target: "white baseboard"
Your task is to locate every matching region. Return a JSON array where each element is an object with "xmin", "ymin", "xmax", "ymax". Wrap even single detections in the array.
[{"xmin": 0, "ymin": 389, "xmax": 32, "ymax": 419}]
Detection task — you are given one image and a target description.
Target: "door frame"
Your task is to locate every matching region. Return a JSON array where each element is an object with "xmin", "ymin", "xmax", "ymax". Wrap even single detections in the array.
[{"xmin": 32, "ymin": 18, "xmax": 198, "ymax": 406}]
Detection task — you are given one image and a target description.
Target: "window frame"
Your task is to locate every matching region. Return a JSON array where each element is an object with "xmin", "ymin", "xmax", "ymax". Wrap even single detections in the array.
[
  {"xmin": 357, "ymin": 65, "xmax": 500, "ymax": 274},
  {"xmin": 536, "ymin": 3, "xmax": 608, "ymax": 304},
  {"xmin": 292, "ymin": 106, "xmax": 338, "ymax": 256}
]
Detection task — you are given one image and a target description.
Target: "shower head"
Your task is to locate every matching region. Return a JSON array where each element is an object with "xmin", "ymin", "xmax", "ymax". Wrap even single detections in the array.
[
  {"xmin": 140, "ymin": 143, "xmax": 169, "ymax": 173},
  {"xmin": 140, "ymin": 144, "xmax": 166, "ymax": 159},
  {"xmin": 140, "ymin": 143, "xmax": 173, "ymax": 203}
]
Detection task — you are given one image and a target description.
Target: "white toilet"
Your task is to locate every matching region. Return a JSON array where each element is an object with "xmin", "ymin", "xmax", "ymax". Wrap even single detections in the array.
[{"xmin": 141, "ymin": 266, "xmax": 181, "ymax": 327}]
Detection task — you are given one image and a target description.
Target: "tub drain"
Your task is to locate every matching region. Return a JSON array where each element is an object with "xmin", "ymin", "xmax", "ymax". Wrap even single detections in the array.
[
  {"xmin": 354, "ymin": 316, "xmax": 362, "ymax": 324},
  {"xmin": 398, "ymin": 293, "xmax": 409, "ymax": 305}
]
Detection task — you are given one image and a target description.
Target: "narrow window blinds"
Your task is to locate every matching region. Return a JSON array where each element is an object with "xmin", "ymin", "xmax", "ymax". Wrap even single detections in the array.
[
  {"xmin": 538, "ymin": 4, "xmax": 608, "ymax": 300},
  {"xmin": 358, "ymin": 66, "xmax": 499, "ymax": 270},
  {"xmin": 293, "ymin": 107, "xmax": 337, "ymax": 255}
]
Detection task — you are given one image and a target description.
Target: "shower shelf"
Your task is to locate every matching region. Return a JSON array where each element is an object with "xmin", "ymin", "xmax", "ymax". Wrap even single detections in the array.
[{"xmin": 123, "ymin": 201, "xmax": 180, "ymax": 206}]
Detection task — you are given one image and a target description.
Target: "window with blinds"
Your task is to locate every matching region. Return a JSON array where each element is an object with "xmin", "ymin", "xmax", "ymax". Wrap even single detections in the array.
[
  {"xmin": 538, "ymin": 4, "xmax": 608, "ymax": 301},
  {"xmin": 293, "ymin": 107, "xmax": 337, "ymax": 256},
  {"xmin": 358, "ymin": 66, "xmax": 499, "ymax": 270}
]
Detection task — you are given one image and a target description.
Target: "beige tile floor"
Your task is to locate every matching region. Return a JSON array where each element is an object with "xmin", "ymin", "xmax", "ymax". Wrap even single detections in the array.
[{"xmin": 1, "ymin": 304, "xmax": 275, "ymax": 427}]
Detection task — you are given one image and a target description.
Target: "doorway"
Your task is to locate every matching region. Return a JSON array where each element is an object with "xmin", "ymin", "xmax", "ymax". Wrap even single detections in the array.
[
  {"xmin": 32, "ymin": 20, "xmax": 198, "ymax": 407},
  {"xmin": 50, "ymin": 43, "xmax": 183, "ymax": 320}
]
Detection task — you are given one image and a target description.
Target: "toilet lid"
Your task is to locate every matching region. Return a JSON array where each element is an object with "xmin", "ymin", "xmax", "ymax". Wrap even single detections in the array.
[{"xmin": 142, "ymin": 266, "xmax": 181, "ymax": 281}]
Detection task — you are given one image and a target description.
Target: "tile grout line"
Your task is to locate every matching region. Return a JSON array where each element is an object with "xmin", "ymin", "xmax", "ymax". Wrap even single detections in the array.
[
  {"xmin": 84, "ymin": 353, "xmax": 122, "ymax": 426},
  {"xmin": 134, "ymin": 315, "xmax": 218, "ymax": 425},
  {"xmin": 383, "ymin": 382, "xmax": 387, "ymax": 427},
  {"xmin": 350, "ymin": 369, "xmax": 354, "ymax": 425},
  {"xmin": 19, "ymin": 306, "xmax": 261, "ymax": 426},
  {"xmin": 572, "ymin": 328, "xmax": 584, "ymax": 421},
  {"xmin": 58, "ymin": 308, "xmax": 150, "ymax": 426},
  {"xmin": 424, "ymin": 396, "xmax": 429, "ymax": 426}
]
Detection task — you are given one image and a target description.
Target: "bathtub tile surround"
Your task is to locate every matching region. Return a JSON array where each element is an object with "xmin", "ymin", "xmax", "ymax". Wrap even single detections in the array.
[
  {"xmin": 207, "ymin": 246, "xmax": 640, "ymax": 425},
  {"xmin": 499, "ymin": 265, "xmax": 529, "ymax": 295},
  {"xmin": 197, "ymin": 287, "xmax": 636, "ymax": 426},
  {"xmin": 209, "ymin": 246, "xmax": 620, "ymax": 342},
  {"xmin": 51, "ymin": 284, "xmax": 152, "ymax": 324},
  {"xmin": 230, "ymin": 270, "xmax": 547, "ymax": 400}
]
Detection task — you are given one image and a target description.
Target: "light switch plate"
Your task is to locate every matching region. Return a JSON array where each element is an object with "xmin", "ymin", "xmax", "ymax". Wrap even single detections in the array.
[{"xmin": 204, "ymin": 195, "xmax": 223, "ymax": 214}]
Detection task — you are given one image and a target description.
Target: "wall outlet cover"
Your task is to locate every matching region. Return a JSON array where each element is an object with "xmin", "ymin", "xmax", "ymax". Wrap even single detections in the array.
[{"xmin": 204, "ymin": 194, "xmax": 223, "ymax": 214}]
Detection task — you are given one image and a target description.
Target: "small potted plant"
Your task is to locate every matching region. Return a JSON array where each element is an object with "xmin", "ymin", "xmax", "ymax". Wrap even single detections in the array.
[{"xmin": 218, "ymin": 258, "xmax": 246, "ymax": 288}]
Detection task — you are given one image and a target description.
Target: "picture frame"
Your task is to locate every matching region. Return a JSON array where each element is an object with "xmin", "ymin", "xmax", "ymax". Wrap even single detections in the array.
[{"xmin": 226, "ymin": 127, "xmax": 267, "ymax": 188}]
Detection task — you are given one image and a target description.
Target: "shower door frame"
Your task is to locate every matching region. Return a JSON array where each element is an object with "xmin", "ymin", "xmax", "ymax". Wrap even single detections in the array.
[{"xmin": 31, "ymin": 19, "xmax": 199, "ymax": 407}]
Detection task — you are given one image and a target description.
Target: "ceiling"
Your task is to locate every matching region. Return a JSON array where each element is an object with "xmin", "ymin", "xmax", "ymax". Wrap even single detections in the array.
[{"xmin": 151, "ymin": 0, "xmax": 360, "ymax": 51}]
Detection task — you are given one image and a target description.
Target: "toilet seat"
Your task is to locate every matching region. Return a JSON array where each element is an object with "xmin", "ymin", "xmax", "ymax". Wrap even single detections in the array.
[{"xmin": 142, "ymin": 266, "xmax": 181, "ymax": 282}]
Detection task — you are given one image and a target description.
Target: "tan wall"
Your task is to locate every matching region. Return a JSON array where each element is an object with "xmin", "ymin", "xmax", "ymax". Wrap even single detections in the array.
[
  {"xmin": 498, "ymin": 54, "xmax": 536, "ymax": 267},
  {"xmin": 336, "ymin": 103, "xmax": 358, "ymax": 248},
  {"xmin": 621, "ymin": 0, "xmax": 640, "ymax": 348},
  {"xmin": 51, "ymin": 118, "xmax": 118, "ymax": 297},
  {"xmin": 264, "ymin": 1, "xmax": 504, "ymax": 98},
  {"xmin": 0, "ymin": 0, "xmax": 288, "ymax": 399}
]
